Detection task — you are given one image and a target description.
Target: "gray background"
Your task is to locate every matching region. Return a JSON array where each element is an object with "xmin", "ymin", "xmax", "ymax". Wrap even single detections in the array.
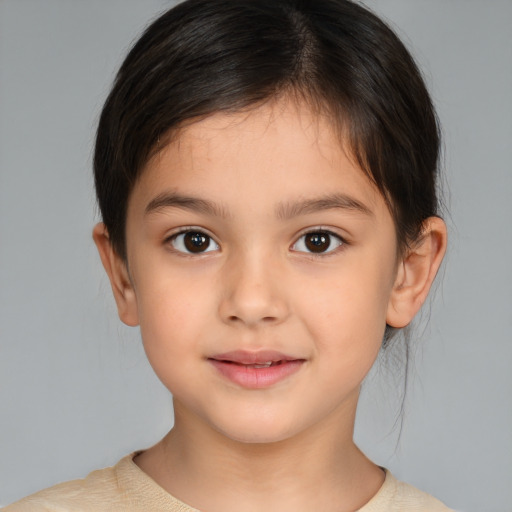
[{"xmin": 1, "ymin": 1, "xmax": 511, "ymax": 510}]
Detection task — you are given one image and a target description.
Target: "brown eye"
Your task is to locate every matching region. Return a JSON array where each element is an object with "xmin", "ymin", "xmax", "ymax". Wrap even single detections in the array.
[
  {"xmin": 305, "ymin": 233, "xmax": 330, "ymax": 252},
  {"xmin": 292, "ymin": 231, "xmax": 343, "ymax": 254},
  {"xmin": 171, "ymin": 231, "xmax": 219, "ymax": 254}
]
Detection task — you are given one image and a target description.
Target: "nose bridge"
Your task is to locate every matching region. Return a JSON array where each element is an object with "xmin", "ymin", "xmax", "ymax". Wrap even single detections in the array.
[{"xmin": 219, "ymin": 245, "xmax": 289, "ymax": 327}]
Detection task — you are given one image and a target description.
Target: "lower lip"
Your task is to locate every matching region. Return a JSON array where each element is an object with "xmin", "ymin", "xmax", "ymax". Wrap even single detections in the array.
[{"xmin": 209, "ymin": 359, "xmax": 304, "ymax": 389}]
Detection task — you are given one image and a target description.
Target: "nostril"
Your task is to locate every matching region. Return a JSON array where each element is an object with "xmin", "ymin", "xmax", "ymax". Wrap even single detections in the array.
[{"xmin": 226, "ymin": 314, "xmax": 276, "ymax": 323}]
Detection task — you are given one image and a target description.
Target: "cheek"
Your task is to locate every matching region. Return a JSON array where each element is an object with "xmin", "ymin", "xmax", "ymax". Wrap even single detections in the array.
[
  {"xmin": 300, "ymin": 259, "xmax": 394, "ymax": 362},
  {"xmin": 133, "ymin": 270, "xmax": 213, "ymax": 375}
]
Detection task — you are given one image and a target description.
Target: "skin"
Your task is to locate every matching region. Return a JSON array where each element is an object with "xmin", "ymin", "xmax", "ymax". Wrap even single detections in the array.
[{"xmin": 94, "ymin": 98, "xmax": 447, "ymax": 512}]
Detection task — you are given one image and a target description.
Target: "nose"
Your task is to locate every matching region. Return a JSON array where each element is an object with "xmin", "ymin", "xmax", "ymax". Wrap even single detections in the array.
[{"xmin": 218, "ymin": 251, "xmax": 290, "ymax": 328}]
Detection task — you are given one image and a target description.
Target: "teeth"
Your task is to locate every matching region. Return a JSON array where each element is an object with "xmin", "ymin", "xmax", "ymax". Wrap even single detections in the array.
[{"xmin": 249, "ymin": 361, "xmax": 273, "ymax": 368}]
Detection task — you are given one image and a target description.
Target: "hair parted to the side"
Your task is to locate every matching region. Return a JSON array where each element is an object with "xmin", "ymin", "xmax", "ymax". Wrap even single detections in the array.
[{"xmin": 94, "ymin": 0, "xmax": 441, "ymax": 265}]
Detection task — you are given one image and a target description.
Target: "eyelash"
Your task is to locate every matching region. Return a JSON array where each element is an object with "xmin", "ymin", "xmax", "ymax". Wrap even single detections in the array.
[
  {"xmin": 166, "ymin": 228, "xmax": 220, "ymax": 255},
  {"xmin": 290, "ymin": 229, "xmax": 347, "ymax": 256},
  {"xmin": 165, "ymin": 228, "xmax": 347, "ymax": 256}
]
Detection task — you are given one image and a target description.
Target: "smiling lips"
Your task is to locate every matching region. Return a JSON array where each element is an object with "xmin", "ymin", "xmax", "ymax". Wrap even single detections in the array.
[{"xmin": 208, "ymin": 350, "xmax": 305, "ymax": 389}]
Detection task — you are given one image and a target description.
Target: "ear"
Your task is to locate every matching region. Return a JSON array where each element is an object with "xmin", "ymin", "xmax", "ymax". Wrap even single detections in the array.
[
  {"xmin": 386, "ymin": 217, "xmax": 447, "ymax": 328},
  {"xmin": 92, "ymin": 223, "xmax": 139, "ymax": 327}
]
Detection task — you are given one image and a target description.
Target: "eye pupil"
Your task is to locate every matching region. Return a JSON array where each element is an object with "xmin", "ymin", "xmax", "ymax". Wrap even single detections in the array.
[
  {"xmin": 305, "ymin": 233, "xmax": 330, "ymax": 253},
  {"xmin": 184, "ymin": 232, "xmax": 209, "ymax": 253}
]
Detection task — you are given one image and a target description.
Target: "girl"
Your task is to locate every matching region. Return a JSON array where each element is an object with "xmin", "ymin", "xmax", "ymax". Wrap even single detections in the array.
[{"xmin": 4, "ymin": 0, "xmax": 452, "ymax": 510}]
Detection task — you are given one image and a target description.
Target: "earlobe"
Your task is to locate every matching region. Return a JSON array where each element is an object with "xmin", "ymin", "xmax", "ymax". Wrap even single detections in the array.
[
  {"xmin": 92, "ymin": 223, "xmax": 139, "ymax": 327},
  {"xmin": 386, "ymin": 217, "xmax": 447, "ymax": 328}
]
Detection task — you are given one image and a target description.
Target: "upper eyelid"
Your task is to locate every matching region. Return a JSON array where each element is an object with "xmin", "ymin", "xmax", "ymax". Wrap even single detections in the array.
[
  {"xmin": 165, "ymin": 226, "xmax": 218, "ymax": 241},
  {"xmin": 292, "ymin": 226, "xmax": 348, "ymax": 242}
]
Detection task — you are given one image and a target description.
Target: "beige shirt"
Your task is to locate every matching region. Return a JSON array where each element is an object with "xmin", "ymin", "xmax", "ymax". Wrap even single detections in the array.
[{"xmin": 3, "ymin": 454, "xmax": 453, "ymax": 511}]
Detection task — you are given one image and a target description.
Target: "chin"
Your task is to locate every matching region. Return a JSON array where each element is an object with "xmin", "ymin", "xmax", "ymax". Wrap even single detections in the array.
[{"xmin": 212, "ymin": 415, "xmax": 303, "ymax": 445}]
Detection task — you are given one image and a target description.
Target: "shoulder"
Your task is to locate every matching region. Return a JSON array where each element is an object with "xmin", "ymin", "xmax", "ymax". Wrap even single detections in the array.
[
  {"xmin": 359, "ymin": 470, "xmax": 454, "ymax": 512},
  {"xmin": 2, "ymin": 461, "xmax": 123, "ymax": 512},
  {"xmin": 2, "ymin": 454, "xmax": 198, "ymax": 512}
]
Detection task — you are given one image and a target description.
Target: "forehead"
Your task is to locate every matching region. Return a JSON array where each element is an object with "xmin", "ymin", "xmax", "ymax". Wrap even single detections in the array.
[{"xmin": 136, "ymin": 99, "xmax": 381, "ymax": 209}]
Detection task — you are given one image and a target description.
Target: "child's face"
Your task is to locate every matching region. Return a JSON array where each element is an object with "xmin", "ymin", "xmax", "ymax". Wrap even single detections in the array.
[{"xmin": 119, "ymin": 99, "xmax": 401, "ymax": 443}]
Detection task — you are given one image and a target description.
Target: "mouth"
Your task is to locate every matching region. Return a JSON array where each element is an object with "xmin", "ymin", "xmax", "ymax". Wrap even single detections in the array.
[
  {"xmin": 208, "ymin": 350, "xmax": 305, "ymax": 389},
  {"xmin": 233, "ymin": 361, "xmax": 281, "ymax": 368}
]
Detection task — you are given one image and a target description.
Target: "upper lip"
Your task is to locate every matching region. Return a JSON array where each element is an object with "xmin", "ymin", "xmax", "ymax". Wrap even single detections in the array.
[{"xmin": 209, "ymin": 350, "xmax": 302, "ymax": 364}]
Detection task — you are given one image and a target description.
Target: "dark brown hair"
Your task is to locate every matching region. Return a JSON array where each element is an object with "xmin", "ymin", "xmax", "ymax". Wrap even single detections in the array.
[{"xmin": 94, "ymin": 0, "xmax": 441, "ymax": 260}]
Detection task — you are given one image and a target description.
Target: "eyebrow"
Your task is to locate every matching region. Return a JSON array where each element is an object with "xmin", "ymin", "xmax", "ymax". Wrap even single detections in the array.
[
  {"xmin": 145, "ymin": 192, "xmax": 229, "ymax": 218},
  {"xmin": 144, "ymin": 192, "xmax": 372, "ymax": 219},
  {"xmin": 275, "ymin": 193, "xmax": 373, "ymax": 219}
]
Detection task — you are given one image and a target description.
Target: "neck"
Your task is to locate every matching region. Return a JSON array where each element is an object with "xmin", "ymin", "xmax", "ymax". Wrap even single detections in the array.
[{"xmin": 135, "ymin": 393, "xmax": 385, "ymax": 512}]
